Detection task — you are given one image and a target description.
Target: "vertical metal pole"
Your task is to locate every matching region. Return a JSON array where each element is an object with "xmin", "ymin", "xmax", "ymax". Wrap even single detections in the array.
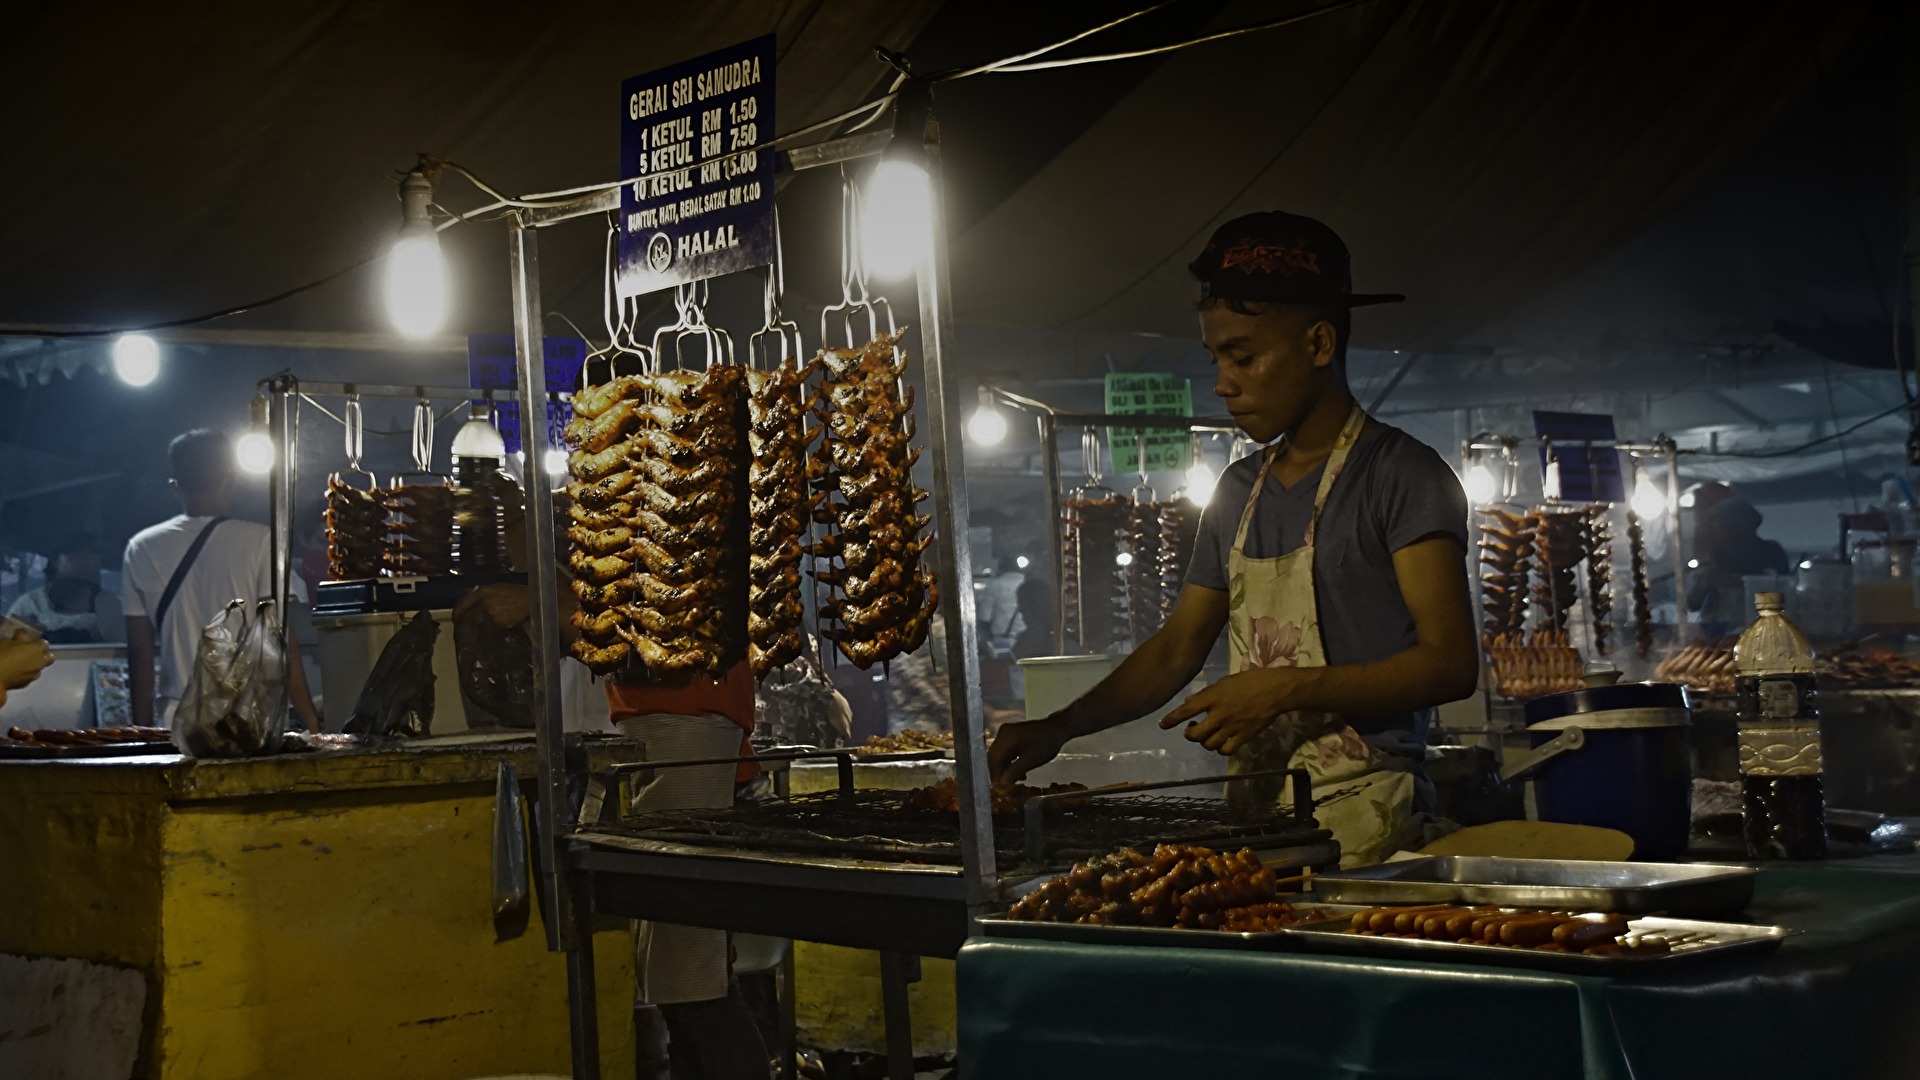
[
  {"xmin": 915, "ymin": 131, "xmax": 997, "ymax": 913},
  {"xmin": 508, "ymin": 215, "xmax": 600, "ymax": 1079},
  {"xmin": 269, "ymin": 386, "xmax": 294, "ymax": 621},
  {"xmin": 1040, "ymin": 412, "xmax": 1066, "ymax": 655},
  {"xmin": 1665, "ymin": 440, "xmax": 1688, "ymax": 646}
]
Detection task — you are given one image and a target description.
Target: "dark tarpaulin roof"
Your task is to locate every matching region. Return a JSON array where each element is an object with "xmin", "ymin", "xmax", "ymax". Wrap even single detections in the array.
[
  {"xmin": 947, "ymin": 0, "xmax": 1878, "ymax": 349},
  {"xmin": 0, "ymin": 0, "xmax": 1887, "ymax": 351},
  {"xmin": 0, "ymin": 0, "xmax": 939, "ymax": 335}
]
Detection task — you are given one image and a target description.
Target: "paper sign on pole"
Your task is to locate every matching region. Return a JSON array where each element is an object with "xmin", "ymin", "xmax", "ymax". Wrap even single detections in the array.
[
  {"xmin": 1106, "ymin": 373, "xmax": 1193, "ymax": 474},
  {"xmin": 616, "ymin": 35, "xmax": 777, "ymax": 296}
]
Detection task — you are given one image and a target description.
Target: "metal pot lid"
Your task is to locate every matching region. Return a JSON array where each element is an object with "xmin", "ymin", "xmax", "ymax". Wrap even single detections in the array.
[{"xmin": 1523, "ymin": 682, "xmax": 1692, "ymax": 728}]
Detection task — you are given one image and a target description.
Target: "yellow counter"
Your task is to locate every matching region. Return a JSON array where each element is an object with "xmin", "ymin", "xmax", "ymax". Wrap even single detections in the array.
[{"xmin": 0, "ymin": 742, "xmax": 636, "ymax": 1080}]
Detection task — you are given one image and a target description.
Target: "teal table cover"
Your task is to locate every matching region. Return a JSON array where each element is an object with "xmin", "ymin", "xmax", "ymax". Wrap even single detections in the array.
[{"xmin": 957, "ymin": 856, "xmax": 1920, "ymax": 1079}]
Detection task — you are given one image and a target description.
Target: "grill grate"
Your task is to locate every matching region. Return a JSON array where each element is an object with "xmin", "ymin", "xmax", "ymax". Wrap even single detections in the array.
[{"xmin": 585, "ymin": 789, "xmax": 1327, "ymax": 870}]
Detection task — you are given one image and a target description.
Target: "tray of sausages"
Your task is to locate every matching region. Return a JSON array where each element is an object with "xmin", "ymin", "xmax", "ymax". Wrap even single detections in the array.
[{"xmin": 1283, "ymin": 904, "xmax": 1794, "ymax": 972}]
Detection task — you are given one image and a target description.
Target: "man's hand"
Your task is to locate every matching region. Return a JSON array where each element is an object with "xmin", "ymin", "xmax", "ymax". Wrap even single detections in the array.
[
  {"xmin": 1159, "ymin": 667, "xmax": 1319, "ymax": 755},
  {"xmin": 987, "ymin": 717, "xmax": 1074, "ymax": 784},
  {"xmin": 457, "ymin": 583, "xmax": 532, "ymax": 629},
  {"xmin": 0, "ymin": 631, "xmax": 55, "ymax": 691}
]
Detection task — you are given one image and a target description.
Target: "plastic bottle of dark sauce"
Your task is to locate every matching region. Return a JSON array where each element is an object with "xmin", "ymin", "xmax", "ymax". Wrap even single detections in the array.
[{"xmin": 1734, "ymin": 591, "xmax": 1827, "ymax": 859}]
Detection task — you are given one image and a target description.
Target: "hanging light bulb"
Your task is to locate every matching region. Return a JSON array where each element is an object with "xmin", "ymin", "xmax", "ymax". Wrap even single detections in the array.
[
  {"xmin": 385, "ymin": 165, "xmax": 448, "ymax": 338},
  {"xmin": 1015, "ymin": 555, "xmax": 1030, "ymax": 569},
  {"xmin": 1464, "ymin": 462, "xmax": 1499, "ymax": 505},
  {"xmin": 1630, "ymin": 469, "xmax": 1666, "ymax": 519},
  {"xmin": 543, "ymin": 449, "xmax": 569, "ymax": 478},
  {"xmin": 1184, "ymin": 460, "xmax": 1217, "ymax": 507},
  {"xmin": 111, "ymin": 333, "xmax": 161, "ymax": 387},
  {"xmin": 861, "ymin": 81, "xmax": 933, "ymax": 280},
  {"xmin": 966, "ymin": 386, "xmax": 1007, "ymax": 447},
  {"xmin": 235, "ymin": 394, "xmax": 275, "ymax": 475}
]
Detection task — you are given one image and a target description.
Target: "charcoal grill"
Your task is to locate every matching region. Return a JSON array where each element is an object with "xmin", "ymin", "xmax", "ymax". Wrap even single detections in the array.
[{"xmin": 573, "ymin": 770, "xmax": 1335, "ymax": 958}]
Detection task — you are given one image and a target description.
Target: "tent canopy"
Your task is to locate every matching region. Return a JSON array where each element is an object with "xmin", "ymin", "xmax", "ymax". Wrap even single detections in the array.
[{"xmin": 0, "ymin": 0, "xmax": 1885, "ymax": 353}]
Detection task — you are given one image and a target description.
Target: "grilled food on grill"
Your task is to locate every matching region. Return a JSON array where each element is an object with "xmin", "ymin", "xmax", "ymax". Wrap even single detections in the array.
[
  {"xmin": 903, "ymin": 777, "xmax": 1089, "ymax": 815},
  {"xmin": 860, "ymin": 729, "xmax": 954, "ymax": 754},
  {"xmin": 384, "ymin": 483, "xmax": 454, "ymax": 577},
  {"xmin": 1007, "ymin": 844, "xmax": 1324, "ymax": 930}
]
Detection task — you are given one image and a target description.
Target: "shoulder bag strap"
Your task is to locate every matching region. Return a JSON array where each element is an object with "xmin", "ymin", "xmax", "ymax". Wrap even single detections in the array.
[{"xmin": 154, "ymin": 517, "xmax": 228, "ymax": 633}]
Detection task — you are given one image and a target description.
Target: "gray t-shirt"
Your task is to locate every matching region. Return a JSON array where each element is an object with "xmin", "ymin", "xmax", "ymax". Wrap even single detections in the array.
[{"xmin": 1186, "ymin": 422, "xmax": 1470, "ymax": 734}]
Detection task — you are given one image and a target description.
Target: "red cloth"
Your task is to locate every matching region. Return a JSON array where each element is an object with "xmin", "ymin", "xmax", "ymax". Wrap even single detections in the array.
[{"xmin": 605, "ymin": 660, "xmax": 756, "ymax": 781}]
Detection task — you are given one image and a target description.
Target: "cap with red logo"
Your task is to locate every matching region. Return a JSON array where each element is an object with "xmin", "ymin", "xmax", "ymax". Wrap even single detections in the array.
[{"xmin": 1189, "ymin": 211, "xmax": 1404, "ymax": 308}]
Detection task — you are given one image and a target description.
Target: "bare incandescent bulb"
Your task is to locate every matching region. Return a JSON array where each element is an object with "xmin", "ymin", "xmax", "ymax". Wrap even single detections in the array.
[{"xmin": 386, "ymin": 167, "xmax": 448, "ymax": 338}]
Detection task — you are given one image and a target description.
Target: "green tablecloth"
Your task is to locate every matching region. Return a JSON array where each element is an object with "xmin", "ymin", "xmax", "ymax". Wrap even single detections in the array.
[{"xmin": 957, "ymin": 855, "xmax": 1920, "ymax": 1079}]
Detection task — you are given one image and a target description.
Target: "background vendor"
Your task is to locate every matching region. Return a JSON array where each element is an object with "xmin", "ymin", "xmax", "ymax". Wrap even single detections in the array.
[{"xmin": 990, "ymin": 211, "xmax": 1478, "ymax": 864}]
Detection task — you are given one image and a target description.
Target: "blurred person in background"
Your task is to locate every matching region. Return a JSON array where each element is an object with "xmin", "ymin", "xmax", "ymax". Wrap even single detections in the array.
[
  {"xmin": 6, "ymin": 534, "xmax": 123, "ymax": 643},
  {"xmin": 976, "ymin": 552, "xmax": 1028, "ymax": 655},
  {"xmin": 1688, "ymin": 496, "xmax": 1790, "ymax": 637},
  {"xmin": 122, "ymin": 429, "xmax": 320, "ymax": 731}
]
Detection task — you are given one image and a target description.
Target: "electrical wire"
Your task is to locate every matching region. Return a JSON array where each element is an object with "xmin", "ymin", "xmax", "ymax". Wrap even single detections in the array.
[
  {"xmin": 1683, "ymin": 399, "xmax": 1911, "ymax": 459},
  {"xmin": 298, "ymin": 393, "xmax": 469, "ymax": 435},
  {"xmin": 25, "ymin": 253, "xmax": 384, "ymax": 338},
  {"xmin": 982, "ymin": 0, "xmax": 1378, "ymax": 73},
  {"xmin": 4, "ymin": 0, "xmax": 1378, "ymax": 339},
  {"xmin": 926, "ymin": 2, "xmax": 1177, "ymax": 81}
]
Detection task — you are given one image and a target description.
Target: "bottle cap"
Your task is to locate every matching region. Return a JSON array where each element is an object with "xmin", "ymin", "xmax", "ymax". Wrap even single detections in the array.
[{"xmin": 1754, "ymin": 591, "xmax": 1784, "ymax": 609}]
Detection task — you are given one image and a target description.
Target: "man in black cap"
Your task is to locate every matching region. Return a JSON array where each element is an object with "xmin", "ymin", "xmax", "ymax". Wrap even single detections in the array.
[{"xmin": 992, "ymin": 212, "xmax": 1477, "ymax": 863}]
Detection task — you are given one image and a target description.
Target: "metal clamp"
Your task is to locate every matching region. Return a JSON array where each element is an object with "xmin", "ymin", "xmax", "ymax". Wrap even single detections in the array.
[{"xmin": 1498, "ymin": 725, "xmax": 1587, "ymax": 784}]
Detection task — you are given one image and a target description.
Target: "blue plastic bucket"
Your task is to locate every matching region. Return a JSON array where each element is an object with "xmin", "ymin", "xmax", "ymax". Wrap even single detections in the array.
[{"xmin": 1521, "ymin": 683, "xmax": 1694, "ymax": 860}]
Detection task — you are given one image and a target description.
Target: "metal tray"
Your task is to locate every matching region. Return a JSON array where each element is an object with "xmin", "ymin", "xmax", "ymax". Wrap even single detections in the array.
[
  {"xmin": 0, "ymin": 740, "xmax": 175, "ymax": 759},
  {"xmin": 1284, "ymin": 914, "xmax": 1794, "ymax": 973},
  {"xmin": 975, "ymin": 901, "xmax": 1366, "ymax": 952},
  {"xmin": 1308, "ymin": 856, "xmax": 1756, "ymax": 917}
]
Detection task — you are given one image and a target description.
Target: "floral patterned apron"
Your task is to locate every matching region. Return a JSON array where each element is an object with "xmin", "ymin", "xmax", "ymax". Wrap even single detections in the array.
[{"xmin": 1223, "ymin": 406, "xmax": 1415, "ymax": 867}]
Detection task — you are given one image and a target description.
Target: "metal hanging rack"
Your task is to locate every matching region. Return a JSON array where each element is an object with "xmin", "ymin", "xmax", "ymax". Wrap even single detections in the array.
[
  {"xmin": 976, "ymin": 383, "xmax": 1243, "ymax": 652},
  {"xmin": 1458, "ymin": 432, "xmax": 1688, "ymax": 724},
  {"xmin": 491, "ymin": 114, "xmax": 985, "ymax": 1080}
]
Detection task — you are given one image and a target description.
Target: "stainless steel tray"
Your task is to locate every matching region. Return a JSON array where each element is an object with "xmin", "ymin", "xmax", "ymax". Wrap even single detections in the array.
[
  {"xmin": 1308, "ymin": 856, "xmax": 1756, "ymax": 917},
  {"xmin": 1283, "ymin": 914, "xmax": 1794, "ymax": 973},
  {"xmin": 975, "ymin": 902, "xmax": 1366, "ymax": 951}
]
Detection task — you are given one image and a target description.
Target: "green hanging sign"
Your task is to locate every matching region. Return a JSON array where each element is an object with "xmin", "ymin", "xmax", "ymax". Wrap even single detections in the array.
[{"xmin": 1105, "ymin": 372, "xmax": 1193, "ymax": 473}]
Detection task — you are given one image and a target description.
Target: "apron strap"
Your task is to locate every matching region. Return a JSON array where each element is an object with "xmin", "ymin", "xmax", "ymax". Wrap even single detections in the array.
[
  {"xmin": 1232, "ymin": 406, "xmax": 1369, "ymax": 553},
  {"xmin": 1303, "ymin": 407, "xmax": 1368, "ymax": 548}
]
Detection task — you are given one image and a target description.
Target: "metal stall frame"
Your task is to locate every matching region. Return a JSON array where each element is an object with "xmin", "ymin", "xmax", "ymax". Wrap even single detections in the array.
[
  {"xmin": 261, "ymin": 375, "xmax": 527, "ymax": 646},
  {"xmin": 494, "ymin": 125, "xmax": 990, "ymax": 1079},
  {"xmin": 1457, "ymin": 433, "xmax": 1686, "ymax": 726},
  {"xmin": 979, "ymin": 384, "xmax": 1240, "ymax": 654}
]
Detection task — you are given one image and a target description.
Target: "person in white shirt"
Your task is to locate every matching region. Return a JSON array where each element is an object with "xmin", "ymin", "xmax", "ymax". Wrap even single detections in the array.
[
  {"xmin": 6, "ymin": 534, "xmax": 124, "ymax": 643},
  {"xmin": 121, "ymin": 429, "xmax": 320, "ymax": 731}
]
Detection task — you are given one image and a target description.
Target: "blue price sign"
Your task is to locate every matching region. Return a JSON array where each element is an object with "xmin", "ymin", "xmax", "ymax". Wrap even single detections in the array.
[
  {"xmin": 467, "ymin": 334, "xmax": 587, "ymax": 456},
  {"xmin": 1532, "ymin": 410, "xmax": 1625, "ymax": 504},
  {"xmin": 617, "ymin": 34, "xmax": 776, "ymax": 297}
]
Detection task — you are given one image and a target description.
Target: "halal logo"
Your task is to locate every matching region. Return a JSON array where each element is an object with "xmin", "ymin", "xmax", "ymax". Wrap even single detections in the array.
[{"xmin": 646, "ymin": 232, "xmax": 673, "ymax": 273}]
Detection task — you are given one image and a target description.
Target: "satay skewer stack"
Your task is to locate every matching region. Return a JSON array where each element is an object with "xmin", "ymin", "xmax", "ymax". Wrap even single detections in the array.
[
  {"xmin": 745, "ymin": 360, "xmax": 815, "ymax": 677},
  {"xmin": 325, "ymin": 475, "xmax": 389, "ymax": 581},
  {"xmin": 808, "ymin": 332, "xmax": 938, "ymax": 668}
]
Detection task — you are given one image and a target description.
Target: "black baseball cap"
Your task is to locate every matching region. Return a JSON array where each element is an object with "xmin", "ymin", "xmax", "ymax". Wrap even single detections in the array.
[{"xmin": 1189, "ymin": 211, "xmax": 1404, "ymax": 308}]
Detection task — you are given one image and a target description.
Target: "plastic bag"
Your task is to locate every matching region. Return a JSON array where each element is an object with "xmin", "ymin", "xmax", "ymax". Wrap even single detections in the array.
[
  {"xmin": 453, "ymin": 599, "xmax": 534, "ymax": 728},
  {"xmin": 173, "ymin": 599, "xmax": 291, "ymax": 758},
  {"xmin": 343, "ymin": 610, "xmax": 438, "ymax": 739}
]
